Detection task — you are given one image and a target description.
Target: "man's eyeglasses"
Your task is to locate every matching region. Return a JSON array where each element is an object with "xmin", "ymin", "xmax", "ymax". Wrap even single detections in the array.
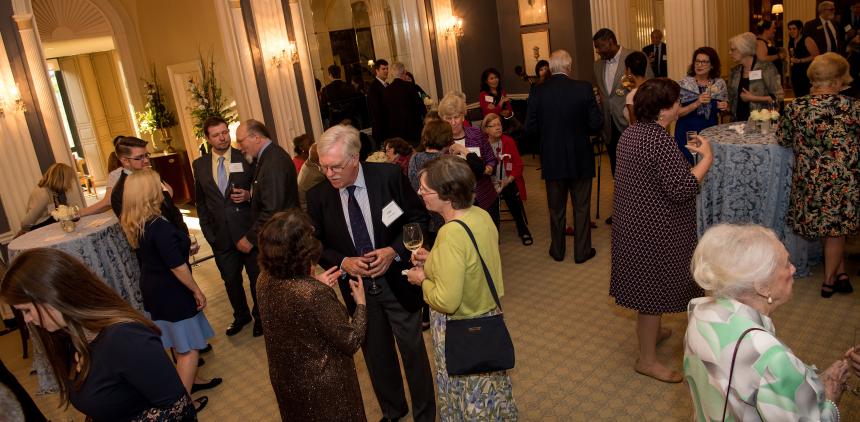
[
  {"xmin": 126, "ymin": 153, "xmax": 151, "ymax": 162},
  {"xmin": 314, "ymin": 157, "xmax": 355, "ymax": 174}
]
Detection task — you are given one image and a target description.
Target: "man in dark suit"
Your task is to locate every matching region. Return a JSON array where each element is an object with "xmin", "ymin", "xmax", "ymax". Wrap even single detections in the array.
[
  {"xmin": 526, "ymin": 49, "xmax": 603, "ymax": 264},
  {"xmin": 320, "ymin": 64, "xmax": 360, "ymax": 127},
  {"xmin": 367, "ymin": 58, "xmax": 389, "ymax": 145},
  {"xmin": 193, "ymin": 116, "xmax": 258, "ymax": 337},
  {"xmin": 110, "ymin": 136, "xmax": 188, "ymax": 236},
  {"xmin": 383, "ymin": 62, "xmax": 424, "ymax": 146},
  {"xmin": 306, "ymin": 125, "xmax": 434, "ymax": 422},
  {"xmin": 805, "ymin": 1, "xmax": 844, "ymax": 54},
  {"xmin": 234, "ymin": 119, "xmax": 299, "ymax": 336},
  {"xmin": 642, "ymin": 29, "xmax": 668, "ymax": 77}
]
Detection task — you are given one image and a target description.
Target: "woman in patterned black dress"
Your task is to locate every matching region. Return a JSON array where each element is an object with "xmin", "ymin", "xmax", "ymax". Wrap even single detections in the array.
[{"xmin": 610, "ymin": 78, "xmax": 714, "ymax": 383}]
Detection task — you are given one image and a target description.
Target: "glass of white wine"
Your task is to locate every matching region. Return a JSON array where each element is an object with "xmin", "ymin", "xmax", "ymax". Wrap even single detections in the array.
[
  {"xmin": 403, "ymin": 223, "xmax": 423, "ymax": 255},
  {"xmin": 189, "ymin": 234, "xmax": 200, "ymax": 268}
]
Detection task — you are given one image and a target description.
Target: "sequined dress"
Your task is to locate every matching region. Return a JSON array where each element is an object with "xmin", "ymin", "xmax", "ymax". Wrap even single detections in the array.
[{"xmin": 257, "ymin": 274, "xmax": 368, "ymax": 421}]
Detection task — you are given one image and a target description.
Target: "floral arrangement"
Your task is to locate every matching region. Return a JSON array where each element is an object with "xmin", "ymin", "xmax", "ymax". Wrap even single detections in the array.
[
  {"xmin": 365, "ymin": 151, "xmax": 388, "ymax": 163},
  {"xmin": 135, "ymin": 66, "xmax": 176, "ymax": 135},
  {"xmin": 51, "ymin": 205, "xmax": 78, "ymax": 221},
  {"xmin": 750, "ymin": 109, "xmax": 779, "ymax": 121},
  {"xmin": 187, "ymin": 53, "xmax": 236, "ymax": 140}
]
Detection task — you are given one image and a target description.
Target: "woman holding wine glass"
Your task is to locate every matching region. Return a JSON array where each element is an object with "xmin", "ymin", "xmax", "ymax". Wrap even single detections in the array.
[
  {"xmin": 406, "ymin": 155, "xmax": 517, "ymax": 420},
  {"xmin": 676, "ymin": 47, "xmax": 728, "ymax": 164}
]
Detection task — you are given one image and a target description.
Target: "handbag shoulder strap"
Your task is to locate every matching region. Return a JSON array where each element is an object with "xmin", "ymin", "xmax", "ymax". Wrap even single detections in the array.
[
  {"xmin": 722, "ymin": 327, "xmax": 766, "ymax": 421},
  {"xmin": 451, "ymin": 219, "xmax": 502, "ymax": 311}
]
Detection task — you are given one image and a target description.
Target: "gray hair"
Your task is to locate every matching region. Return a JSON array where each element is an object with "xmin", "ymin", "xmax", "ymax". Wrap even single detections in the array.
[
  {"xmin": 317, "ymin": 124, "xmax": 361, "ymax": 159},
  {"xmin": 548, "ymin": 50, "xmax": 572, "ymax": 75},
  {"xmin": 819, "ymin": 1, "xmax": 835, "ymax": 13},
  {"xmin": 691, "ymin": 224, "xmax": 784, "ymax": 299},
  {"xmin": 438, "ymin": 92, "xmax": 467, "ymax": 119},
  {"xmin": 390, "ymin": 62, "xmax": 406, "ymax": 78},
  {"xmin": 729, "ymin": 32, "xmax": 758, "ymax": 57}
]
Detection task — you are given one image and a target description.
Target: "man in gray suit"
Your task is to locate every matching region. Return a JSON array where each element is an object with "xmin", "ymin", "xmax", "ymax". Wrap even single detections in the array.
[
  {"xmin": 193, "ymin": 116, "xmax": 258, "ymax": 337},
  {"xmin": 593, "ymin": 28, "xmax": 652, "ymax": 224}
]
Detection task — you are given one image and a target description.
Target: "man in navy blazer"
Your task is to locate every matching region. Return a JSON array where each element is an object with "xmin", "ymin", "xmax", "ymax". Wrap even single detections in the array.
[
  {"xmin": 193, "ymin": 116, "xmax": 258, "ymax": 337},
  {"xmin": 526, "ymin": 49, "xmax": 603, "ymax": 264},
  {"xmin": 307, "ymin": 124, "xmax": 434, "ymax": 422}
]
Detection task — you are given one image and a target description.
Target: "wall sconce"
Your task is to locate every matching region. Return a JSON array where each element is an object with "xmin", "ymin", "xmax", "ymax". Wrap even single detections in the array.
[
  {"xmin": 0, "ymin": 83, "xmax": 25, "ymax": 118},
  {"xmin": 444, "ymin": 16, "xmax": 464, "ymax": 38},
  {"xmin": 271, "ymin": 40, "xmax": 299, "ymax": 68},
  {"xmin": 771, "ymin": 4, "xmax": 783, "ymax": 16}
]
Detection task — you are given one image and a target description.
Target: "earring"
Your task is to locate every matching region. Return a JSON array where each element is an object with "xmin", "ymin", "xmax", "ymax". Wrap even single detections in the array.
[{"xmin": 767, "ymin": 294, "xmax": 773, "ymax": 305}]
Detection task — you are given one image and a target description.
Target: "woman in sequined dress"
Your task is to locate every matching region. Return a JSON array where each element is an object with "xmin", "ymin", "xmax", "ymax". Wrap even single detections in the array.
[{"xmin": 256, "ymin": 210, "xmax": 368, "ymax": 421}]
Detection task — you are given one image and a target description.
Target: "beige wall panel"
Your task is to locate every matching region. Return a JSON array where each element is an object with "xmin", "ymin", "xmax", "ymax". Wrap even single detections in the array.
[
  {"xmin": 90, "ymin": 52, "xmax": 128, "ymax": 122},
  {"xmin": 57, "ymin": 55, "xmax": 108, "ymax": 184}
]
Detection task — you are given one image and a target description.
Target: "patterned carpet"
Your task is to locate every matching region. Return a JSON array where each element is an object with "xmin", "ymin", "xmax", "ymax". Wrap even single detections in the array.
[{"xmin": 3, "ymin": 154, "xmax": 860, "ymax": 421}]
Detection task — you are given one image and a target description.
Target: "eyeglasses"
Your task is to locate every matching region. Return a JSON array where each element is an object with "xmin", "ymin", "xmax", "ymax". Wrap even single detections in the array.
[
  {"xmin": 694, "ymin": 60, "xmax": 711, "ymax": 65},
  {"xmin": 315, "ymin": 157, "xmax": 355, "ymax": 174},
  {"xmin": 125, "ymin": 153, "xmax": 150, "ymax": 162},
  {"xmin": 417, "ymin": 185, "xmax": 438, "ymax": 196}
]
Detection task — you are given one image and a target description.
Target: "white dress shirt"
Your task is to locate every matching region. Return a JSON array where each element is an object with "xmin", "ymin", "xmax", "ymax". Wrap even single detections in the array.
[
  {"xmin": 338, "ymin": 166, "xmax": 376, "ymax": 250},
  {"xmin": 604, "ymin": 47, "xmax": 623, "ymax": 94}
]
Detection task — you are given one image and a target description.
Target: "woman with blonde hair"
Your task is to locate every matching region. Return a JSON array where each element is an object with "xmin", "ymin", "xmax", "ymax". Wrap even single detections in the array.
[
  {"xmin": 777, "ymin": 52, "xmax": 860, "ymax": 298},
  {"xmin": 437, "ymin": 92, "xmax": 499, "ymax": 224},
  {"xmin": 685, "ymin": 224, "xmax": 851, "ymax": 421},
  {"xmin": 1, "ymin": 248, "xmax": 196, "ymax": 420},
  {"xmin": 18, "ymin": 163, "xmax": 83, "ymax": 235},
  {"xmin": 120, "ymin": 168, "xmax": 217, "ymax": 412}
]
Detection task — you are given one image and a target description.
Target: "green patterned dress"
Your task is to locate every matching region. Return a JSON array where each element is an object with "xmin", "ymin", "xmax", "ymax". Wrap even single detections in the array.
[
  {"xmin": 776, "ymin": 94, "xmax": 860, "ymax": 238},
  {"xmin": 684, "ymin": 297, "xmax": 839, "ymax": 421}
]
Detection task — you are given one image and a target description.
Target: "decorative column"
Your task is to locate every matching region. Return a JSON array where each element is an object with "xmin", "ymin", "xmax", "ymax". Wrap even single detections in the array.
[
  {"xmin": 388, "ymin": 0, "xmax": 410, "ymax": 66},
  {"xmin": 215, "ymin": 0, "xmax": 264, "ymax": 121},
  {"xmin": 431, "ymin": 0, "xmax": 461, "ymax": 95},
  {"xmin": 289, "ymin": 0, "xmax": 323, "ymax": 138},
  {"xmin": 590, "ymin": 0, "xmax": 632, "ymax": 47},
  {"xmin": 251, "ymin": 0, "xmax": 306, "ymax": 152},
  {"xmin": 630, "ymin": 0, "xmax": 656, "ymax": 50},
  {"xmin": 368, "ymin": 0, "xmax": 393, "ymax": 61},
  {"xmin": 0, "ymin": 31, "xmax": 43, "ymax": 240},
  {"xmin": 13, "ymin": 13, "xmax": 73, "ymax": 167},
  {"xmin": 399, "ymin": 0, "xmax": 438, "ymax": 100}
]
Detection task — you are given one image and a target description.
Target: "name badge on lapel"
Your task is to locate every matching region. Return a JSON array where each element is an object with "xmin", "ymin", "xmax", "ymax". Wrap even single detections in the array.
[
  {"xmin": 229, "ymin": 163, "xmax": 243, "ymax": 173},
  {"xmin": 381, "ymin": 200, "xmax": 404, "ymax": 227},
  {"xmin": 484, "ymin": 95, "xmax": 495, "ymax": 104},
  {"xmin": 748, "ymin": 70, "xmax": 762, "ymax": 81}
]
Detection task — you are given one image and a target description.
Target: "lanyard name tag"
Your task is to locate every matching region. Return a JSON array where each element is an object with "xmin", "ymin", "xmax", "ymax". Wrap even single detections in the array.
[
  {"xmin": 381, "ymin": 200, "xmax": 404, "ymax": 227},
  {"xmin": 484, "ymin": 95, "xmax": 495, "ymax": 103},
  {"xmin": 748, "ymin": 70, "xmax": 762, "ymax": 81}
]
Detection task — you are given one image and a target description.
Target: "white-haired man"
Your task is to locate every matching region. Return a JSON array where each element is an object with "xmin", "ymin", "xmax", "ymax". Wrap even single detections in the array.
[
  {"xmin": 525, "ymin": 49, "xmax": 603, "ymax": 264},
  {"xmin": 805, "ymin": 1, "xmax": 843, "ymax": 54},
  {"xmin": 383, "ymin": 61, "xmax": 424, "ymax": 146},
  {"xmin": 306, "ymin": 125, "xmax": 434, "ymax": 422}
]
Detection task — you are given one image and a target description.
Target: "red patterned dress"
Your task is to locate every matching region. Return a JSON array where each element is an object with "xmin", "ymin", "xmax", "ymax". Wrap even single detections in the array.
[{"xmin": 610, "ymin": 121, "xmax": 704, "ymax": 314}]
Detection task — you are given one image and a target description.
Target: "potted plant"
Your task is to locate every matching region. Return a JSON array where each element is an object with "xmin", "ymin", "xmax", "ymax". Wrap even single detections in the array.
[
  {"xmin": 136, "ymin": 66, "xmax": 177, "ymax": 152},
  {"xmin": 187, "ymin": 52, "xmax": 237, "ymax": 155}
]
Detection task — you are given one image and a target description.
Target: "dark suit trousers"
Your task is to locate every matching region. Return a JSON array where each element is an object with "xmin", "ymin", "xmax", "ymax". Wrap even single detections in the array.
[
  {"xmin": 361, "ymin": 277, "xmax": 435, "ymax": 422},
  {"xmin": 212, "ymin": 246, "xmax": 260, "ymax": 320},
  {"xmin": 546, "ymin": 177, "xmax": 592, "ymax": 260}
]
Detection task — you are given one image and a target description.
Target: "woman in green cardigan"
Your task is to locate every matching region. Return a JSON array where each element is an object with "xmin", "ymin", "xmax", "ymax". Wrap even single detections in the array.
[{"xmin": 406, "ymin": 155, "xmax": 518, "ymax": 421}]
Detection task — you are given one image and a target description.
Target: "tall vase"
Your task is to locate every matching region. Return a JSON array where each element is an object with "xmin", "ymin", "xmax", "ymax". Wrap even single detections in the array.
[{"xmin": 160, "ymin": 127, "xmax": 175, "ymax": 153}]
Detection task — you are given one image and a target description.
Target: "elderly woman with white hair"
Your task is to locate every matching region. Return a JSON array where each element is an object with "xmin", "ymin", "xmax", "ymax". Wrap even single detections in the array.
[
  {"xmin": 727, "ymin": 32, "xmax": 784, "ymax": 121},
  {"xmin": 685, "ymin": 224, "xmax": 852, "ymax": 421},
  {"xmin": 777, "ymin": 53, "xmax": 860, "ymax": 298}
]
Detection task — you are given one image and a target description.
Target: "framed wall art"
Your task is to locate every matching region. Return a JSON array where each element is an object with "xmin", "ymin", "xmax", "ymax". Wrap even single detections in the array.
[
  {"xmin": 521, "ymin": 30, "xmax": 550, "ymax": 76},
  {"xmin": 518, "ymin": 0, "xmax": 548, "ymax": 26}
]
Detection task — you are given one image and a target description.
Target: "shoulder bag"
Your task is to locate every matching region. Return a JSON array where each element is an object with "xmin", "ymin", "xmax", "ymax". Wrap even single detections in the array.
[
  {"xmin": 722, "ymin": 327, "xmax": 765, "ymax": 421},
  {"xmin": 444, "ymin": 220, "xmax": 515, "ymax": 376}
]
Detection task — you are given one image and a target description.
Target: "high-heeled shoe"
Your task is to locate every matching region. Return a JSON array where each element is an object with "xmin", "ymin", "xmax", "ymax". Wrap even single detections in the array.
[
  {"xmin": 835, "ymin": 273, "xmax": 854, "ymax": 294},
  {"xmin": 821, "ymin": 283, "xmax": 836, "ymax": 298}
]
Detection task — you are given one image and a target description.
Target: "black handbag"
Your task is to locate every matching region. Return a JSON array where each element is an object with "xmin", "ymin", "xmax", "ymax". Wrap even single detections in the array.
[{"xmin": 444, "ymin": 220, "xmax": 515, "ymax": 376}]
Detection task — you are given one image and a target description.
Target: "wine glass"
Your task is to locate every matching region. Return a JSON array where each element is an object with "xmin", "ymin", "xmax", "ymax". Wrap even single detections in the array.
[
  {"xmin": 403, "ymin": 223, "xmax": 423, "ymax": 257},
  {"xmin": 190, "ymin": 234, "xmax": 200, "ymax": 267},
  {"xmin": 71, "ymin": 205, "xmax": 81, "ymax": 222},
  {"xmin": 360, "ymin": 246, "xmax": 383, "ymax": 296},
  {"xmin": 686, "ymin": 131, "xmax": 699, "ymax": 164}
]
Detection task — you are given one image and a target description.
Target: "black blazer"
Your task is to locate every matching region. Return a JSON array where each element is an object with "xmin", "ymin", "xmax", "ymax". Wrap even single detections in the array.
[
  {"xmin": 246, "ymin": 142, "xmax": 299, "ymax": 245},
  {"xmin": 525, "ymin": 74, "xmax": 603, "ymax": 181},
  {"xmin": 383, "ymin": 78, "xmax": 424, "ymax": 145},
  {"xmin": 306, "ymin": 162, "xmax": 428, "ymax": 313},
  {"xmin": 642, "ymin": 42, "xmax": 668, "ymax": 77},
  {"xmin": 192, "ymin": 148, "xmax": 255, "ymax": 252},
  {"xmin": 367, "ymin": 78, "xmax": 387, "ymax": 142},
  {"xmin": 111, "ymin": 171, "xmax": 188, "ymax": 235},
  {"xmin": 804, "ymin": 18, "xmax": 845, "ymax": 54}
]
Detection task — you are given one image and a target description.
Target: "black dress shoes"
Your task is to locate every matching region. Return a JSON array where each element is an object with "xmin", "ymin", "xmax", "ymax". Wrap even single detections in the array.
[
  {"xmin": 225, "ymin": 318, "xmax": 251, "ymax": 336},
  {"xmin": 191, "ymin": 377, "xmax": 223, "ymax": 394},
  {"xmin": 574, "ymin": 248, "xmax": 597, "ymax": 264},
  {"xmin": 200, "ymin": 343, "xmax": 213, "ymax": 354},
  {"xmin": 252, "ymin": 319, "xmax": 263, "ymax": 337}
]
